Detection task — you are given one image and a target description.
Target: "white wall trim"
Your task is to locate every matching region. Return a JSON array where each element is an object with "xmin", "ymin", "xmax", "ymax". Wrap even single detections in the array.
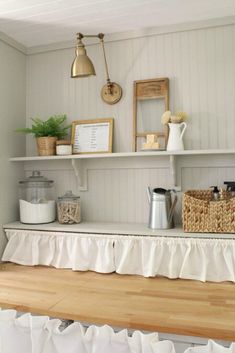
[
  {"xmin": 27, "ymin": 15, "xmax": 235, "ymax": 55},
  {"xmin": 0, "ymin": 31, "xmax": 26, "ymax": 54}
]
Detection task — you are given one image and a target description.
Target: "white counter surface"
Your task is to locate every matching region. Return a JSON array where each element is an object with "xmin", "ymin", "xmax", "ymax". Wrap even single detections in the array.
[{"xmin": 3, "ymin": 221, "xmax": 235, "ymax": 239}]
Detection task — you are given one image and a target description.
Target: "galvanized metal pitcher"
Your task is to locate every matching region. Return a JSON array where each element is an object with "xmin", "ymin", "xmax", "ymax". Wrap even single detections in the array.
[{"xmin": 147, "ymin": 187, "xmax": 178, "ymax": 229}]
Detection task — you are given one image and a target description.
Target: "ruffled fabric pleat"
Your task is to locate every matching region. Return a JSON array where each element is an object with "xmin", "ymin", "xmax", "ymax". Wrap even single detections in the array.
[{"xmin": 3, "ymin": 229, "xmax": 235, "ymax": 282}]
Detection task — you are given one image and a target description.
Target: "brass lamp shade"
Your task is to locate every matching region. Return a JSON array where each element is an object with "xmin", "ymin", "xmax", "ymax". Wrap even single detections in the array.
[{"xmin": 71, "ymin": 40, "xmax": 96, "ymax": 78}]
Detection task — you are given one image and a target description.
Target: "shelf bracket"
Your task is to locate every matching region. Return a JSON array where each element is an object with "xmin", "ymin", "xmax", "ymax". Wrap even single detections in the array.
[
  {"xmin": 169, "ymin": 155, "xmax": 181, "ymax": 191},
  {"xmin": 71, "ymin": 159, "xmax": 88, "ymax": 191}
]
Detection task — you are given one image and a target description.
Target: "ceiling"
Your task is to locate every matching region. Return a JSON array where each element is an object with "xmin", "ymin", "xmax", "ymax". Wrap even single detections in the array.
[{"xmin": 0, "ymin": 0, "xmax": 235, "ymax": 48}]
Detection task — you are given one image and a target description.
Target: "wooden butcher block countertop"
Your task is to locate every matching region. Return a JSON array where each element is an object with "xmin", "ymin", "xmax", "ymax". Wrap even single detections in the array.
[{"xmin": 0, "ymin": 263, "xmax": 235, "ymax": 341}]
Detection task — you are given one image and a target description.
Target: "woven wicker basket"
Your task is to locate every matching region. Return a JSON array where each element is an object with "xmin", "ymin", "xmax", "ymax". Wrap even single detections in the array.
[
  {"xmin": 36, "ymin": 137, "xmax": 57, "ymax": 156},
  {"xmin": 183, "ymin": 190, "xmax": 235, "ymax": 233}
]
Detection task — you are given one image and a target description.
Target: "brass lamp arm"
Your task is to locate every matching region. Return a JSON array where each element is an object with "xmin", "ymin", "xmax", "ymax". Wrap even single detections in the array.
[
  {"xmin": 99, "ymin": 38, "xmax": 111, "ymax": 87},
  {"xmin": 76, "ymin": 33, "xmax": 111, "ymax": 85},
  {"xmin": 76, "ymin": 33, "xmax": 104, "ymax": 40}
]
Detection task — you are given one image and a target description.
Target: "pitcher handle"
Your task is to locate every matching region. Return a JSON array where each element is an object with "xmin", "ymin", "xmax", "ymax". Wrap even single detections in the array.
[
  {"xmin": 147, "ymin": 187, "xmax": 152, "ymax": 203},
  {"xmin": 168, "ymin": 191, "xmax": 178, "ymax": 224},
  {"xmin": 180, "ymin": 122, "xmax": 187, "ymax": 140}
]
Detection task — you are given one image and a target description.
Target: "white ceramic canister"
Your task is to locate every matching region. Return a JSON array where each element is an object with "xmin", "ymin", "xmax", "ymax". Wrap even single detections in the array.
[
  {"xmin": 167, "ymin": 122, "xmax": 187, "ymax": 151},
  {"xmin": 56, "ymin": 140, "xmax": 72, "ymax": 155}
]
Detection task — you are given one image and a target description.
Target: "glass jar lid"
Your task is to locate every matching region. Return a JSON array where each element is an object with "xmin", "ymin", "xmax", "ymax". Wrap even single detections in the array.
[
  {"xmin": 19, "ymin": 171, "xmax": 54, "ymax": 188},
  {"xmin": 58, "ymin": 190, "xmax": 80, "ymax": 201}
]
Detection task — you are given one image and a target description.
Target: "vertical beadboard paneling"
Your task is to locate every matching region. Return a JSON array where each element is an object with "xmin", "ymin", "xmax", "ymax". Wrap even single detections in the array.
[
  {"xmin": 25, "ymin": 23, "xmax": 235, "ymax": 224},
  {"xmin": 182, "ymin": 167, "xmax": 235, "ymax": 190},
  {"xmin": 81, "ymin": 167, "xmax": 171, "ymax": 223},
  {"xmin": 27, "ymin": 24, "xmax": 235, "ymax": 153}
]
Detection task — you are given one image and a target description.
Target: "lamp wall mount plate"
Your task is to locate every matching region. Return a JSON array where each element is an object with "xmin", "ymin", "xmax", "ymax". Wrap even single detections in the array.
[{"xmin": 101, "ymin": 82, "xmax": 122, "ymax": 105}]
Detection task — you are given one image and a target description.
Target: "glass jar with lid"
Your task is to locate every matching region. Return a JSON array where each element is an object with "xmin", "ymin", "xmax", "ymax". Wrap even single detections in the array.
[
  {"xmin": 57, "ymin": 191, "xmax": 81, "ymax": 224},
  {"xmin": 19, "ymin": 171, "xmax": 56, "ymax": 224}
]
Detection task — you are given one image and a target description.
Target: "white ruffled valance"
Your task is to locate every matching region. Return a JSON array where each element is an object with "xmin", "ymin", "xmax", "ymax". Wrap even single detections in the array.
[
  {"xmin": 3, "ymin": 230, "xmax": 115, "ymax": 273},
  {"xmin": 3, "ymin": 229, "xmax": 235, "ymax": 282},
  {"xmin": 114, "ymin": 237, "xmax": 235, "ymax": 282}
]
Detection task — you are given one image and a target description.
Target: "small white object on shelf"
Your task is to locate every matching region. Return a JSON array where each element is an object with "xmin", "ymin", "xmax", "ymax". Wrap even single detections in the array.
[
  {"xmin": 56, "ymin": 140, "xmax": 72, "ymax": 155},
  {"xmin": 167, "ymin": 122, "xmax": 187, "ymax": 151}
]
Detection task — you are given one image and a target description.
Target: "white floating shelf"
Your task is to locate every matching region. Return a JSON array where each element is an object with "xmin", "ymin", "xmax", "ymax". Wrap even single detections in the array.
[
  {"xmin": 9, "ymin": 151, "xmax": 169, "ymax": 161},
  {"xmin": 9, "ymin": 149, "xmax": 235, "ymax": 191},
  {"xmin": 3, "ymin": 221, "xmax": 235, "ymax": 239},
  {"xmin": 9, "ymin": 149, "xmax": 235, "ymax": 162}
]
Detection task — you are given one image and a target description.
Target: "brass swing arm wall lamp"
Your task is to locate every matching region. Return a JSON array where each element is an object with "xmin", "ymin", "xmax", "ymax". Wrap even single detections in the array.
[{"xmin": 71, "ymin": 32, "xmax": 122, "ymax": 104}]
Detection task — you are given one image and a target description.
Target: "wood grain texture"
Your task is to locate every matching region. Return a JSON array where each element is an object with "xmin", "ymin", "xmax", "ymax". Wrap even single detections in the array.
[{"xmin": 0, "ymin": 263, "xmax": 235, "ymax": 341}]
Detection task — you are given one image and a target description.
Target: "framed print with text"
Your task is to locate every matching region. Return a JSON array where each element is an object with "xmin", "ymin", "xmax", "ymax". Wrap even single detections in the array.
[{"xmin": 71, "ymin": 118, "xmax": 113, "ymax": 154}]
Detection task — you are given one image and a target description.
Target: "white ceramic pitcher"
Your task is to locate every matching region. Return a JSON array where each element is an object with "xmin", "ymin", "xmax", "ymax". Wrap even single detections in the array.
[{"xmin": 167, "ymin": 122, "xmax": 187, "ymax": 151}]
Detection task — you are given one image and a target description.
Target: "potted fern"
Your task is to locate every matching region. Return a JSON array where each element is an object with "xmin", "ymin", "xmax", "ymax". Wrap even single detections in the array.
[{"xmin": 17, "ymin": 115, "xmax": 71, "ymax": 156}]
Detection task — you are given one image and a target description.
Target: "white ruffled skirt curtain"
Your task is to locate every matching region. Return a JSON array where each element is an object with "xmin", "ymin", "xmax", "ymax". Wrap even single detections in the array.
[
  {"xmin": 0, "ymin": 310, "xmax": 234, "ymax": 353},
  {"xmin": 2, "ymin": 231, "xmax": 116, "ymax": 273},
  {"xmin": 0, "ymin": 310, "xmax": 172, "ymax": 353},
  {"xmin": 3, "ymin": 229, "xmax": 235, "ymax": 282},
  {"xmin": 184, "ymin": 340, "xmax": 235, "ymax": 353},
  {"xmin": 114, "ymin": 237, "xmax": 235, "ymax": 282}
]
